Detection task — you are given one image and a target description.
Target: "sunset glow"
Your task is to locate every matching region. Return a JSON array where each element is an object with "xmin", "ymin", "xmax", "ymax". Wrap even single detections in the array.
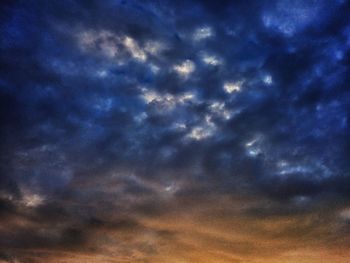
[{"xmin": 1, "ymin": 0, "xmax": 350, "ymax": 262}]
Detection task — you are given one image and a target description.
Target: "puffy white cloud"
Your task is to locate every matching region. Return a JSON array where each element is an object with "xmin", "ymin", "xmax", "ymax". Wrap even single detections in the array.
[
  {"xmin": 186, "ymin": 115, "xmax": 216, "ymax": 141},
  {"xmin": 77, "ymin": 30, "xmax": 148, "ymax": 62},
  {"xmin": 141, "ymin": 88, "xmax": 196, "ymax": 111},
  {"xmin": 173, "ymin": 60, "xmax": 195, "ymax": 77},
  {"xmin": 209, "ymin": 101, "xmax": 231, "ymax": 120},
  {"xmin": 21, "ymin": 193, "xmax": 44, "ymax": 207},
  {"xmin": 123, "ymin": 36, "xmax": 147, "ymax": 61},
  {"xmin": 201, "ymin": 53, "xmax": 221, "ymax": 66},
  {"xmin": 263, "ymin": 75, "xmax": 273, "ymax": 85},
  {"xmin": 223, "ymin": 82, "xmax": 241, "ymax": 93}
]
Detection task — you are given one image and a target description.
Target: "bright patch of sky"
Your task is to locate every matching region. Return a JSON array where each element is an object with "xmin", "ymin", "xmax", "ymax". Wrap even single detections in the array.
[
  {"xmin": 123, "ymin": 36, "xmax": 147, "ymax": 61},
  {"xmin": 201, "ymin": 53, "xmax": 221, "ymax": 66},
  {"xmin": 187, "ymin": 115, "xmax": 216, "ymax": 141},
  {"xmin": 223, "ymin": 82, "xmax": 241, "ymax": 93},
  {"xmin": 141, "ymin": 88, "xmax": 196, "ymax": 111},
  {"xmin": 245, "ymin": 136, "xmax": 263, "ymax": 157},
  {"xmin": 173, "ymin": 60, "xmax": 195, "ymax": 77},
  {"xmin": 263, "ymin": 75, "xmax": 273, "ymax": 85}
]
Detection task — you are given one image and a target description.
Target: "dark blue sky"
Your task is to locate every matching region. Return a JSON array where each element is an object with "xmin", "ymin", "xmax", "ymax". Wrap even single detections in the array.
[{"xmin": 1, "ymin": 1, "xmax": 350, "ymax": 262}]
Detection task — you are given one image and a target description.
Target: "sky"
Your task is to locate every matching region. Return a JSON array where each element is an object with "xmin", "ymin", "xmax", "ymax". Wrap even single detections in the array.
[{"xmin": 1, "ymin": 0, "xmax": 350, "ymax": 262}]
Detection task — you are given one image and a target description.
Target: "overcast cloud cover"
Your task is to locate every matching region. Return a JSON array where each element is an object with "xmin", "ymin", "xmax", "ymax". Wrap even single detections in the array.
[{"xmin": 1, "ymin": 0, "xmax": 350, "ymax": 262}]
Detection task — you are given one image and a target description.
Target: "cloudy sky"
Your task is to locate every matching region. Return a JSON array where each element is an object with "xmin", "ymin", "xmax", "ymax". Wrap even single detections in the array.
[{"xmin": 1, "ymin": 0, "xmax": 350, "ymax": 262}]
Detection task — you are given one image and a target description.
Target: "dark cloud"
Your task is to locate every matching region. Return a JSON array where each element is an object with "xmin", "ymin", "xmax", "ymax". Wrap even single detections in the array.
[{"xmin": 1, "ymin": 0, "xmax": 350, "ymax": 262}]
